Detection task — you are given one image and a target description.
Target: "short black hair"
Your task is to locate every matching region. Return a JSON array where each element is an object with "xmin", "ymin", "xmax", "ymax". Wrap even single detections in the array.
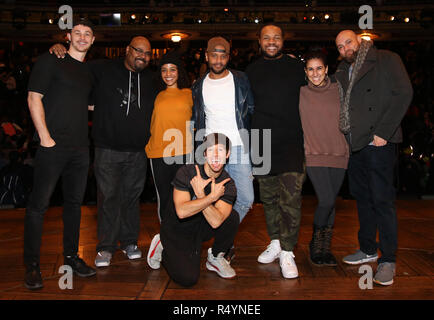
[
  {"xmin": 257, "ymin": 23, "xmax": 285, "ymax": 39},
  {"xmin": 72, "ymin": 17, "xmax": 94, "ymax": 33},
  {"xmin": 202, "ymin": 133, "xmax": 231, "ymax": 155},
  {"xmin": 303, "ymin": 49, "xmax": 328, "ymax": 67}
]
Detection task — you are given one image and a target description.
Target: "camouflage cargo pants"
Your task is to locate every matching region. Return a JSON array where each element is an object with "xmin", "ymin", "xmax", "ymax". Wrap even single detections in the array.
[{"xmin": 257, "ymin": 169, "xmax": 306, "ymax": 252}]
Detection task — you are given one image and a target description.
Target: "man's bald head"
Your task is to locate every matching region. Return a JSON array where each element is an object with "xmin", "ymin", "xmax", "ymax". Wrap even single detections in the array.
[
  {"xmin": 129, "ymin": 36, "xmax": 151, "ymax": 48},
  {"xmin": 335, "ymin": 30, "xmax": 362, "ymax": 64},
  {"xmin": 125, "ymin": 36, "xmax": 152, "ymax": 72}
]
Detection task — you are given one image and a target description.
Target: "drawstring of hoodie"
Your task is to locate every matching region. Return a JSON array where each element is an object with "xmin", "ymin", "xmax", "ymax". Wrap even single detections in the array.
[
  {"xmin": 138, "ymin": 73, "xmax": 141, "ymax": 109},
  {"xmin": 127, "ymin": 71, "xmax": 131, "ymax": 116},
  {"xmin": 126, "ymin": 71, "xmax": 141, "ymax": 116}
]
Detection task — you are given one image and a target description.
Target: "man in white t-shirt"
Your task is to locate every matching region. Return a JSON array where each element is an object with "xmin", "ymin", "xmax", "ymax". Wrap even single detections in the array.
[{"xmin": 191, "ymin": 36, "xmax": 255, "ymax": 261}]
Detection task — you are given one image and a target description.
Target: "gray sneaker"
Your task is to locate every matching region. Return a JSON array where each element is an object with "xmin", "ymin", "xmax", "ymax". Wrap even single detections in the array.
[
  {"xmin": 374, "ymin": 262, "xmax": 396, "ymax": 286},
  {"xmin": 122, "ymin": 244, "xmax": 142, "ymax": 260},
  {"xmin": 95, "ymin": 251, "xmax": 112, "ymax": 267},
  {"xmin": 342, "ymin": 249, "xmax": 378, "ymax": 265}
]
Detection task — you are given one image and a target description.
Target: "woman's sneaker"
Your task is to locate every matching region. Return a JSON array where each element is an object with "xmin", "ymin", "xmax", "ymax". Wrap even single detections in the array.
[
  {"xmin": 147, "ymin": 234, "xmax": 163, "ymax": 270},
  {"xmin": 206, "ymin": 248, "xmax": 236, "ymax": 279}
]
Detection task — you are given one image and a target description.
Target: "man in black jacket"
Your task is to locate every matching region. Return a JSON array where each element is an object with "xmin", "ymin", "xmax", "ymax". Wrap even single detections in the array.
[
  {"xmin": 191, "ymin": 36, "xmax": 255, "ymax": 233},
  {"xmin": 335, "ymin": 30, "xmax": 413, "ymax": 286}
]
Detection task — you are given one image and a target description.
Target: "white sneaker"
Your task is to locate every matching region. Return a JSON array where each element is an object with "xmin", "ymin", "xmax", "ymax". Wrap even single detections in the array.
[
  {"xmin": 280, "ymin": 251, "xmax": 299, "ymax": 279},
  {"xmin": 147, "ymin": 234, "xmax": 163, "ymax": 270},
  {"xmin": 206, "ymin": 248, "xmax": 236, "ymax": 279},
  {"xmin": 257, "ymin": 239, "xmax": 281, "ymax": 264}
]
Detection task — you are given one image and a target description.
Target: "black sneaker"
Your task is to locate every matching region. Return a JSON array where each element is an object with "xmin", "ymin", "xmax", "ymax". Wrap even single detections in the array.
[
  {"xmin": 24, "ymin": 263, "xmax": 43, "ymax": 290},
  {"xmin": 64, "ymin": 255, "xmax": 96, "ymax": 278}
]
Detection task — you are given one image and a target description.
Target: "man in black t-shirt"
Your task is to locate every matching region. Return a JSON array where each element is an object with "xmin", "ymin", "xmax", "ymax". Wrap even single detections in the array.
[
  {"xmin": 146, "ymin": 133, "xmax": 239, "ymax": 287},
  {"xmin": 245, "ymin": 24, "xmax": 306, "ymax": 279},
  {"xmin": 23, "ymin": 19, "xmax": 97, "ymax": 290}
]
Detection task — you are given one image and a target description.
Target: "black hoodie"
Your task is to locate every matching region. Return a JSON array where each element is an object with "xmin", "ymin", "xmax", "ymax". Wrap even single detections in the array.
[{"xmin": 90, "ymin": 58, "xmax": 157, "ymax": 152}]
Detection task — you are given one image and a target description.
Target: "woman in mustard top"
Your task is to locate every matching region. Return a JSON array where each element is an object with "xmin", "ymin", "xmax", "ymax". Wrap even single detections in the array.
[{"xmin": 145, "ymin": 52, "xmax": 193, "ymax": 222}]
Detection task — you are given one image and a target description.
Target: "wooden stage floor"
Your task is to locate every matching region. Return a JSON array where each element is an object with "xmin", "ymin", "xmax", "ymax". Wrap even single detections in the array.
[{"xmin": 0, "ymin": 196, "xmax": 433, "ymax": 301}]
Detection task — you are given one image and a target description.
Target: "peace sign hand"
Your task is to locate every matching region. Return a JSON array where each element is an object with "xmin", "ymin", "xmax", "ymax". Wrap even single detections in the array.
[
  {"xmin": 190, "ymin": 165, "xmax": 212, "ymax": 198},
  {"xmin": 209, "ymin": 177, "xmax": 231, "ymax": 202}
]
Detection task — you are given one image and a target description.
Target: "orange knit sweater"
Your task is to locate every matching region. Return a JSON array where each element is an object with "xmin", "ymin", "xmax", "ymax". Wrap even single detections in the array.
[{"xmin": 145, "ymin": 88, "xmax": 193, "ymax": 158}]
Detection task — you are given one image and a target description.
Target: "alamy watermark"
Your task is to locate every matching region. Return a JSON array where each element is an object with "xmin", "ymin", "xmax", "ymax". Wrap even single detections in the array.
[
  {"xmin": 58, "ymin": 265, "xmax": 73, "ymax": 290},
  {"xmin": 358, "ymin": 5, "xmax": 373, "ymax": 30},
  {"xmin": 58, "ymin": 5, "xmax": 73, "ymax": 30},
  {"xmin": 358, "ymin": 265, "xmax": 373, "ymax": 290},
  {"xmin": 159, "ymin": 123, "xmax": 272, "ymax": 175}
]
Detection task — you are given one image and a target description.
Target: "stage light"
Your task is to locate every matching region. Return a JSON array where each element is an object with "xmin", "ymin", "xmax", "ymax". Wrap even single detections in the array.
[
  {"xmin": 390, "ymin": 16, "xmax": 395, "ymax": 21},
  {"xmin": 197, "ymin": 19, "xmax": 202, "ymax": 24},
  {"xmin": 162, "ymin": 32, "xmax": 190, "ymax": 43},
  {"xmin": 48, "ymin": 18, "xmax": 54, "ymax": 24},
  {"xmin": 254, "ymin": 17, "xmax": 259, "ymax": 24},
  {"xmin": 404, "ymin": 17, "xmax": 410, "ymax": 23},
  {"xmin": 359, "ymin": 32, "xmax": 378, "ymax": 41},
  {"xmin": 224, "ymin": 8, "xmax": 229, "ymax": 12},
  {"xmin": 131, "ymin": 14, "xmax": 136, "ymax": 20},
  {"xmin": 324, "ymin": 14, "xmax": 330, "ymax": 20},
  {"xmin": 171, "ymin": 35, "xmax": 181, "ymax": 42}
]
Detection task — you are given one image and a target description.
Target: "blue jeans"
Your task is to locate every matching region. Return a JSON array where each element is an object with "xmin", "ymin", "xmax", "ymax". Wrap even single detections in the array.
[
  {"xmin": 224, "ymin": 145, "xmax": 254, "ymax": 222},
  {"xmin": 348, "ymin": 143, "xmax": 398, "ymax": 263}
]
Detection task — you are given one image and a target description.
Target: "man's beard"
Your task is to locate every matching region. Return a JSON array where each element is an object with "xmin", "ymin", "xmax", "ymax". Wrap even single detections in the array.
[
  {"xmin": 210, "ymin": 64, "xmax": 227, "ymax": 75},
  {"xmin": 261, "ymin": 47, "xmax": 283, "ymax": 59},
  {"xmin": 344, "ymin": 49, "xmax": 358, "ymax": 64},
  {"xmin": 132, "ymin": 58, "xmax": 147, "ymax": 72}
]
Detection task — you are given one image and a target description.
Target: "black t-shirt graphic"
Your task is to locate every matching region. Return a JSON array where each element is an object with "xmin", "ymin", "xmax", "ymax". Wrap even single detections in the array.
[{"xmin": 27, "ymin": 52, "xmax": 93, "ymax": 148}]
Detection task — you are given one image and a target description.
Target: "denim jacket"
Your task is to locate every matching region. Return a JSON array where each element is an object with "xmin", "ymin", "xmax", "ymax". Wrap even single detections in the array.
[{"xmin": 191, "ymin": 69, "xmax": 255, "ymax": 147}]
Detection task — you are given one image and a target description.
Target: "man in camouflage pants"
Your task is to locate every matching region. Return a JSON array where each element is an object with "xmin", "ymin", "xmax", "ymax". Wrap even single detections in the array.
[{"xmin": 246, "ymin": 24, "xmax": 306, "ymax": 279}]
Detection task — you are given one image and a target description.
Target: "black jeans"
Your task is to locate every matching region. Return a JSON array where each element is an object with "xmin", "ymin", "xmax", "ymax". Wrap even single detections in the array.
[
  {"xmin": 348, "ymin": 143, "xmax": 398, "ymax": 263},
  {"xmin": 23, "ymin": 145, "xmax": 89, "ymax": 265},
  {"xmin": 149, "ymin": 156, "xmax": 188, "ymax": 222},
  {"xmin": 94, "ymin": 148, "xmax": 147, "ymax": 253},
  {"xmin": 161, "ymin": 210, "xmax": 239, "ymax": 287},
  {"xmin": 307, "ymin": 166, "xmax": 346, "ymax": 228}
]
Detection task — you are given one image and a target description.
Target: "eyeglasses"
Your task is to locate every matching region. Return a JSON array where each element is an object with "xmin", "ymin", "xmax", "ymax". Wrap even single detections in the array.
[{"xmin": 129, "ymin": 45, "xmax": 151, "ymax": 57}]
